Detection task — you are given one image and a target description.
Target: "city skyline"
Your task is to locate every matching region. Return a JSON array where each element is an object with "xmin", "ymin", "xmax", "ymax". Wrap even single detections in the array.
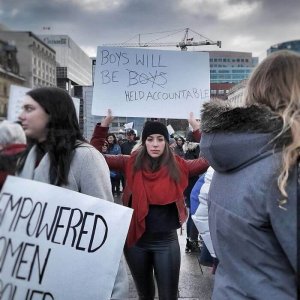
[{"xmin": 1, "ymin": 0, "xmax": 300, "ymax": 62}]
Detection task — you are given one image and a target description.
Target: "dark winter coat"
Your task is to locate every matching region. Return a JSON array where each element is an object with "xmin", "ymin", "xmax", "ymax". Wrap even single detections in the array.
[{"xmin": 200, "ymin": 102, "xmax": 297, "ymax": 300}]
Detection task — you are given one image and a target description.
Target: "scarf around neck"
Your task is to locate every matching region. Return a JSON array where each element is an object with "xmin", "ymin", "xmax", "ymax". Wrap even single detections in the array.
[{"xmin": 125, "ymin": 153, "xmax": 188, "ymax": 247}]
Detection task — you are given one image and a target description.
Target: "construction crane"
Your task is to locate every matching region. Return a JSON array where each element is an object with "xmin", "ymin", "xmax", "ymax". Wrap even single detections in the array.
[{"xmin": 103, "ymin": 28, "xmax": 221, "ymax": 51}]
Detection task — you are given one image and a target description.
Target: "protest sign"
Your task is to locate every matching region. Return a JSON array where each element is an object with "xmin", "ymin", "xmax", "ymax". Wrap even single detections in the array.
[
  {"xmin": 7, "ymin": 85, "xmax": 80, "ymax": 122},
  {"xmin": 167, "ymin": 124, "xmax": 175, "ymax": 136},
  {"xmin": 92, "ymin": 47, "xmax": 210, "ymax": 119},
  {"xmin": 7, "ymin": 85, "xmax": 29, "ymax": 122},
  {"xmin": 0, "ymin": 176, "xmax": 133, "ymax": 299}
]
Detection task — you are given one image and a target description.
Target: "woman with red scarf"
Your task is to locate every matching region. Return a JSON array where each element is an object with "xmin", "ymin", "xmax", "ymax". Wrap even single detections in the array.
[{"xmin": 91, "ymin": 111, "xmax": 208, "ymax": 300}]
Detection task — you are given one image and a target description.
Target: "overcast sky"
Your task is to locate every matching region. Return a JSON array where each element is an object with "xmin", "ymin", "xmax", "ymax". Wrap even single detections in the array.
[{"xmin": 1, "ymin": 0, "xmax": 300, "ymax": 62}]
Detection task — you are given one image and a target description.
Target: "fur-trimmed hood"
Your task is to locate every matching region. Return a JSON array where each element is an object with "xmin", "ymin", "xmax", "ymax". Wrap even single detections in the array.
[
  {"xmin": 199, "ymin": 102, "xmax": 288, "ymax": 172},
  {"xmin": 201, "ymin": 102, "xmax": 283, "ymax": 133}
]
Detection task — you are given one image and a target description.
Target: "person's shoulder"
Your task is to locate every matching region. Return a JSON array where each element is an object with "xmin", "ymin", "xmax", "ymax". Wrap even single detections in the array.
[{"xmin": 75, "ymin": 142, "xmax": 102, "ymax": 156}]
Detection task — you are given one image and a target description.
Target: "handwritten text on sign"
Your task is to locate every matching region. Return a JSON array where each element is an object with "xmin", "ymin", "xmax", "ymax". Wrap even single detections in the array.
[
  {"xmin": 92, "ymin": 47, "xmax": 210, "ymax": 119},
  {"xmin": 0, "ymin": 176, "xmax": 132, "ymax": 300}
]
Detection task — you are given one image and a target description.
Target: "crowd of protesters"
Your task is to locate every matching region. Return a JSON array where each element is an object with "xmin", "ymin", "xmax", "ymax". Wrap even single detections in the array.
[{"xmin": 0, "ymin": 49, "xmax": 298, "ymax": 300}]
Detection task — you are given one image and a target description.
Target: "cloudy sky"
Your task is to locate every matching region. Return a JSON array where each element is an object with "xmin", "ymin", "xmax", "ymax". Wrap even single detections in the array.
[{"xmin": 1, "ymin": 0, "xmax": 299, "ymax": 62}]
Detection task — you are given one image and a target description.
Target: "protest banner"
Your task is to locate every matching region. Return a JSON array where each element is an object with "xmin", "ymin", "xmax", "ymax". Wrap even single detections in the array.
[
  {"xmin": 7, "ymin": 85, "xmax": 29, "ymax": 122},
  {"xmin": 0, "ymin": 176, "xmax": 133, "ymax": 300},
  {"xmin": 92, "ymin": 47, "xmax": 210, "ymax": 119},
  {"xmin": 7, "ymin": 85, "xmax": 80, "ymax": 122}
]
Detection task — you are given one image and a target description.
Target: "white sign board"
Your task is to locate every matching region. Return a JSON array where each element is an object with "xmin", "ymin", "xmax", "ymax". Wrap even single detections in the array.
[
  {"xmin": 0, "ymin": 176, "xmax": 133, "ymax": 299},
  {"xmin": 92, "ymin": 47, "xmax": 210, "ymax": 119},
  {"xmin": 7, "ymin": 85, "xmax": 80, "ymax": 122},
  {"xmin": 7, "ymin": 85, "xmax": 29, "ymax": 122}
]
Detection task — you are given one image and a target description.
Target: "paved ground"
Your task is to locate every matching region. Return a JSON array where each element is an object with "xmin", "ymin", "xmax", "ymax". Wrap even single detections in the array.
[{"xmin": 114, "ymin": 195, "xmax": 215, "ymax": 300}]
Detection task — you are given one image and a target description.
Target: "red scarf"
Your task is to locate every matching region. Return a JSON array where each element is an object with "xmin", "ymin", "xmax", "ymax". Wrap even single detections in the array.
[
  {"xmin": 126, "ymin": 154, "xmax": 188, "ymax": 247},
  {"xmin": 1, "ymin": 144, "xmax": 26, "ymax": 156}
]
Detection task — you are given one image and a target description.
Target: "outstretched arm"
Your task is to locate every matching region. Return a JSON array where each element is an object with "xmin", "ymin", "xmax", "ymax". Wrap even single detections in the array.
[
  {"xmin": 90, "ymin": 109, "xmax": 113, "ymax": 150},
  {"xmin": 100, "ymin": 109, "xmax": 114, "ymax": 127},
  {"xmin": 188, "ymin": 112, "xmax": 201, "ymax": 142},
  {"xmin": 188, "ymin": 112, "xmax": 200, "ymax": 131}
]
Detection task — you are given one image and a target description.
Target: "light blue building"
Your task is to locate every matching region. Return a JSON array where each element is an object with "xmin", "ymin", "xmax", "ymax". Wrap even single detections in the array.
[{"xmin": 203, "ymin": 51, "xmax": 258, "ymax": 84}]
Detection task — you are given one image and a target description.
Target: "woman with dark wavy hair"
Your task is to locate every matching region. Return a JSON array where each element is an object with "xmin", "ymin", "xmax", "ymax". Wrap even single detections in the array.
[
  {"xmin": 91, "ymin": 110, "xmax": 208, "ymax": 300},
  {"xmin": 17, "ymin": 87, "xmax": 128, "ymax": 299},
  {"xmin": 106, "ymin": 133, "xmax": 122, "ymax": 196},
  {"xmin": 200, "ymin": 50, "xmax": 298, "ymax": 300}
]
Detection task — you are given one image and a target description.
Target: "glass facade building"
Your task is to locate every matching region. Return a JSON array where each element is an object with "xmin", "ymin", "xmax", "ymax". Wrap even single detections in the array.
[
  {"xmin": 202, "ymin": 51, "xmax": 258, "ymax": 84},
  {"xmin": 267, "ymin": 40, "xmax": 300, "ymax": 55},
  {"xmin": 39, "ymin": 35, "xmax": 92, "ymax": 95}
]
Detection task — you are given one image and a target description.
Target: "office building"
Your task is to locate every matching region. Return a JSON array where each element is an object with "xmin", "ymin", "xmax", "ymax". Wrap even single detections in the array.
[
  {"xmin": 0, "ymin": 31, "xmax": 56, "ymax": 89},
  {"xmin": 0, "ymin": 39, "xmax": 26, "ymax": 117},
  {"xmin": 206, "ymin": 50, "xmax": 258, "ymax": 84},
  {"xmin": 227, "ymin": 79, "xmax": 247, "ymax": 107},
  {"xmin": 267, "ymin": 40, "xmax": 300, "ymax": 55},
  {"xmin": 210, "ymin": 82, "xmax": 235, "ymax": 100},
  {"xmin": 39, "ymin": 35, "xmax": 92, "ymax": 95}
]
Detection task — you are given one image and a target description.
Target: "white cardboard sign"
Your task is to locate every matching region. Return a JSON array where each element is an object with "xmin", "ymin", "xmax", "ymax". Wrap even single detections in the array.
[
  {"xmin": 7, "ymin": 85, "xmax": 80, "ymax": 122},
  {"xmin": 0, "ymin": 176, "xmax": 133, "ymax": 299},
  {"xmin": 7, "ymin": 85, "xmax": 29, "ymax": 122},
  {"xmin": 92, "ymin": 47, "xmax": 210, "ymax": 119}
]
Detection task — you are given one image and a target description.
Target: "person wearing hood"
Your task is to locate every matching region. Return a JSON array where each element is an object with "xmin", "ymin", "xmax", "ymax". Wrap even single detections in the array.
[
  {"xmin": 200, "ymin": 50, "xmax": 298, "ymax": 299},
  {"xmin": 91, "ymin": 111, "xmax": 209, "ymax": 300}
]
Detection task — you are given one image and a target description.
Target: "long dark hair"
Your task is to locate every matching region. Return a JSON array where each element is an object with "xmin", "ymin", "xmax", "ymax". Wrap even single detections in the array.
[
  {"xmin": 133, "ymin": 140, "xmax": 181, "ymax": 182},
  {"xmin": 18, "ymin": 87, "xmax": 85, "ymax": 186}
]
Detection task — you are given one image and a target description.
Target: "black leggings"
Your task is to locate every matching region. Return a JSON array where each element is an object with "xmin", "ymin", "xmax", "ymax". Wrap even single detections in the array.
[{"xmin": 124, "ymin": 230, "xmax": 180, "ymax": 300}]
